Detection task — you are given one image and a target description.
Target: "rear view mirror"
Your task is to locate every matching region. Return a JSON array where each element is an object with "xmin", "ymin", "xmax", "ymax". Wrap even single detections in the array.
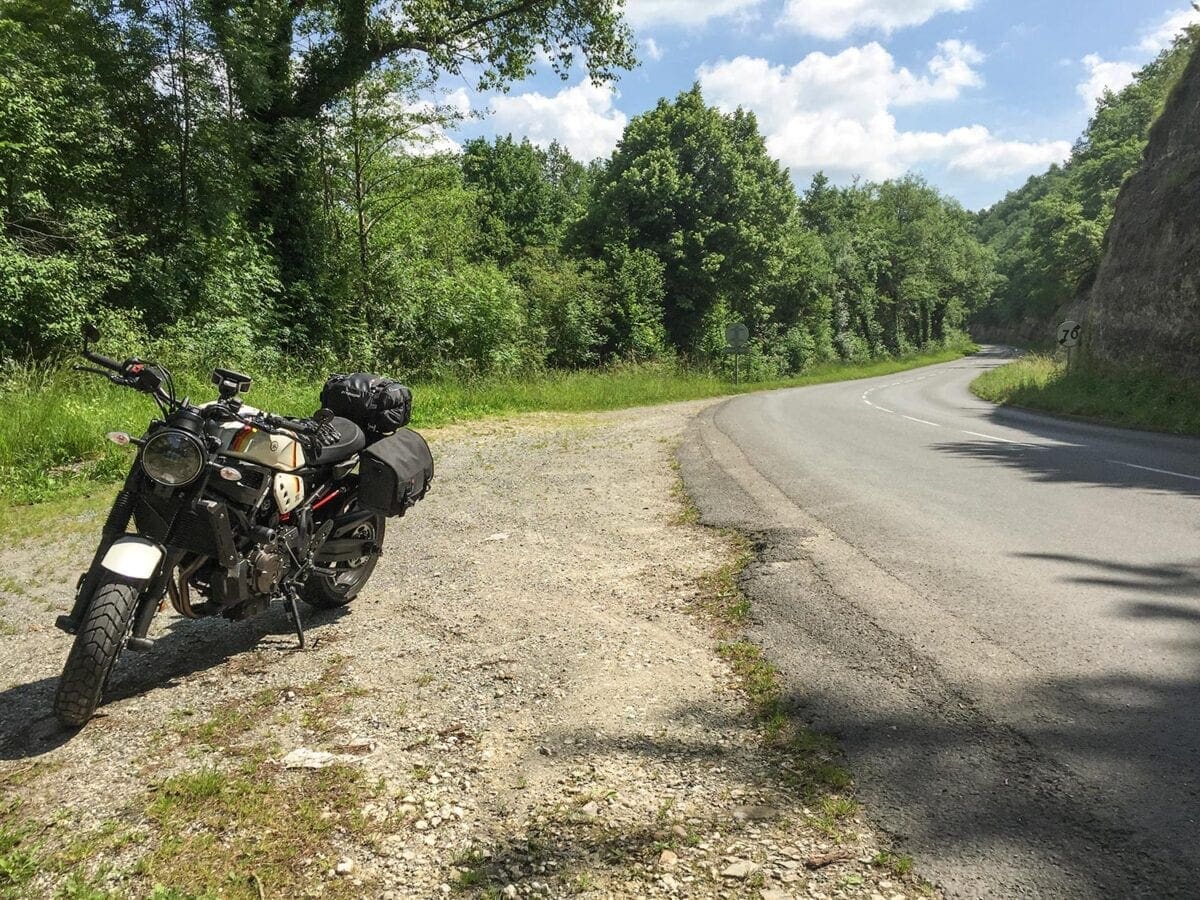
[
  {"xmin": 82, "ymin": 322, "xmax": 101, "ymax": 345},
  {"xmin": 313, "ymin": 408, "xmax": 335, "ymax": 425}
]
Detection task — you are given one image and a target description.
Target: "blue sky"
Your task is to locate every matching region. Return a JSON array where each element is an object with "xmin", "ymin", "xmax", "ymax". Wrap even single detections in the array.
[{"xmin": 441, "ymin": 0, "xmax": 1199, "ymax": 211}]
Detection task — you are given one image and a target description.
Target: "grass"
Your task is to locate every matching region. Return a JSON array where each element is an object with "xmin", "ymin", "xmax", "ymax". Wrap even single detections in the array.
[
  {"xmin": 971, "ymin": 353, "xmax": 1200, "ymax": 436},
  {"xmin": 0, "ymin": 657, "xmax": 384, "ymax": 899},
  {"xmin": 138, "ymin": 763, "xmax": 372, "ymax": 898},
  {"xmin": 0, "ymin": 754, "xmax": 375, "ymax": 898},
  {"xmin": 175, "ymin": 688, "xmax": 278, "ymax": 751},
  {"xmin": 679, "ymin": 516, "xmax": 856, "ymax": 804},
  {"xmin": 0, "ymin": 342, "xmax": 974, "ymax": 508},
  {"xmin": 0, "ymin": 825, "xmax": 39, "ymax": 899}
]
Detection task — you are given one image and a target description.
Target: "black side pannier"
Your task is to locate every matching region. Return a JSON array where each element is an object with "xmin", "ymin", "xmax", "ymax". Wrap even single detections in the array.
[
  {"xmin": 359, "ymin": 428, "xmax": 434, "ymax": 516},
  {"xmin": 321, "ymin": 373, "xmax": 412, "ymax": 436}
]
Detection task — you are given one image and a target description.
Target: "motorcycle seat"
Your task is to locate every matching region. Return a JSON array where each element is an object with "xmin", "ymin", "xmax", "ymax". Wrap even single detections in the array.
[{"xmin": 315, "ymin": 416, "xmax": 366, "ymax": 463}]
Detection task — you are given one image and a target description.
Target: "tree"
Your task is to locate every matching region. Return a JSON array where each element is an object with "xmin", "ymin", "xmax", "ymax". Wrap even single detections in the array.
[
  {"xmin": 0, "ymin": 3, "xmax": 132, "ymax": 354},
  {"xmin": 320, "ymin": 64, "xmax": 460, "ymax": 338},
  {"xmin": 200, "ymin": 0, "xmax": 634, "ymax": 290},
  {"xmin": 579, "ymin": 85, "xmax": 795, "ymax": 352},
  {"xmin": 975, "ymin": 27, "xmax": 1198, "ymax": 330},
  {"xmin": 462, "ymin": 136, "xmax": 587, "ymax": 263}
]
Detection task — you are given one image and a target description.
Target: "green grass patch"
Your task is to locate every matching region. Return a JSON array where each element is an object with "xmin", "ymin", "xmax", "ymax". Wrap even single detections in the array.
[
  {"xmin": 971, "ymin": 353, "xmax": 1200, "ymax": 436},
  {"xmin": 176, "ymin": 689, "xmax": 278, "ymax": 752},
  {"xmin": 0, "ymin": 343, "xmax": 973, "ymax": 509},
  {"xmin": 873, "ymin": 850, "xmax": 915, "ymax": 876},
  {"xmin": 685, "ymin": 526, "xmax": 855, "ymax": 801},
  {"xmin": 0, "ymin": 824, "xmax": 39, "ymax": 898},
  {"xmin": 138, "ymin": 763, "xmax": 372, "ymax": 898}
]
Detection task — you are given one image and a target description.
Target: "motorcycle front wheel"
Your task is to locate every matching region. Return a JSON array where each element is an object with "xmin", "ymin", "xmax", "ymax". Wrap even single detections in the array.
[
  {"xmin": 53, "ymin": 578, "xmax": 138, "ymax": 727},
  {"xmin": 302, "ymin": 506, "xmax": 386, "ymax": 609}
]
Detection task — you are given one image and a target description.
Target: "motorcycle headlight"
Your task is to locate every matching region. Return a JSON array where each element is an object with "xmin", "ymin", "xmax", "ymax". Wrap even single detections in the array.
[{"xmin": 141, "ymin": 429, "xmax": 206, "ymax": 487}]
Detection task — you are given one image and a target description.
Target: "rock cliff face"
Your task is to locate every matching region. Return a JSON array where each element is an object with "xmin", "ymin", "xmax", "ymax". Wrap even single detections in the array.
[{"xmin": 1085, "ymin": 45, "xmax": 1200, "ymax": 377}]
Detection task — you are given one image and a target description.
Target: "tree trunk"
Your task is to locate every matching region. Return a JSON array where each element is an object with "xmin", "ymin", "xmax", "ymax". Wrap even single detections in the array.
[{"xmin": 350, "ymin": 85, "xmax": 372, "ymax": 321}]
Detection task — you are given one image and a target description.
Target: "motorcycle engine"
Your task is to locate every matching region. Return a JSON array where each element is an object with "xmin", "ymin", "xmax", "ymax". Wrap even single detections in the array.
[{"xmin": 249, "ymin": 545, "xmax": 285, "ymax": 596}]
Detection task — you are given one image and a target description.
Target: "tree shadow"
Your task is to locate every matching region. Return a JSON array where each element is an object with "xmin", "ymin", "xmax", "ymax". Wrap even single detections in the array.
[
  {"xmin": 1016, "ymin": 551, "xmax": 1200, "ymax": 597},
  {"xmin": 931, "ymin": 434, "xmax": 1200, "ymax": 499},
  {"xmin": 757, "ymin": 594, "xmax": 1200, "ymax": 898},
  {"xmin": 0, "ymin": 604, "xmax": 348, "ymax": 761}
]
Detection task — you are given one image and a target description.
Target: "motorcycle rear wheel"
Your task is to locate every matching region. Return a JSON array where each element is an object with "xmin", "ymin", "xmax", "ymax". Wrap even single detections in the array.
[
  {"xmin": 53, "ymin": 579, "xmax": 138, "ymax": 728},
  {"xmin": 302, "ymin": 509, "xmax": 386, "ymax": 609}
]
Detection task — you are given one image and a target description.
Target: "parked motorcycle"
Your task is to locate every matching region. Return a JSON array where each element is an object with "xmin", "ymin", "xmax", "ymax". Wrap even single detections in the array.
[{"xmin": 53, "ymin": 324, "xmax": 433, "ymax": 727}]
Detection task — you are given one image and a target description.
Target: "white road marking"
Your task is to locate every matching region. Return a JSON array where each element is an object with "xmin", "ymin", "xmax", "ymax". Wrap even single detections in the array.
[
  {"xmin": 962, "ymin": 430, "xmax": 1021, "ymax": 444},
  {"xmin": 1108, "ymin": 461, "xmax": 1200, "ymax": 483},
  {"xmin": 857, "ymin": 364, "xmax": 1200, "ymax": 486}
]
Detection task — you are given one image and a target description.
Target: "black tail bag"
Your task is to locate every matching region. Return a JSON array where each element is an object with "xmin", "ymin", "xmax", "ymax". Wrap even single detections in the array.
[
  {"xmin": 321, "ymin": 373, "xmax": 412, "ymax": 436},
  {"xmin": 359, "ymin": 429, "xmax": 434, "ymax": 516}
]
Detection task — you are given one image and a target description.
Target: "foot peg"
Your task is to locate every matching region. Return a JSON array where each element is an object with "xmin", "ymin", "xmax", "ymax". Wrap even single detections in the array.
[
  {"xmin": 127, "ymin": 637, "xmax": 154, "ymax": 652},
  {"xmin": 55, "ymin": 615, "xmax": 78, "ymax": 635}
]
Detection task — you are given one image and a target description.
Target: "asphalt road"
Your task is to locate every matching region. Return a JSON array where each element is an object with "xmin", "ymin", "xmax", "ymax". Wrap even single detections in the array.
[{"xmin": 679, "ymin": 347, "xmax": 1200, "ymax": 898}]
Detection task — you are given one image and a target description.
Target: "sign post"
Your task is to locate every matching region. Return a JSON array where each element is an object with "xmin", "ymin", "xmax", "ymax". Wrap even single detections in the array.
[
  {"xmin": 1056, "ymin": 319, "xmax": 1082, "ymax": 371},
  {"xmin": 725, "ymin": 323, "xmax": 750, "ymax": 385}
]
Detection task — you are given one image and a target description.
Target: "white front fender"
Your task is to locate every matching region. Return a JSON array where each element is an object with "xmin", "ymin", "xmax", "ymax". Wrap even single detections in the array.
[{"xmin": 100, "ymin": 537, "xmax": 164, "ymax": 584}]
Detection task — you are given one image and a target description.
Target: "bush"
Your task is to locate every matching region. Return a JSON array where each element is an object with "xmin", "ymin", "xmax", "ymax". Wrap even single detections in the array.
[{"xmin": 513, "ymin": 251, "xmax": 606, "ymax": 369}]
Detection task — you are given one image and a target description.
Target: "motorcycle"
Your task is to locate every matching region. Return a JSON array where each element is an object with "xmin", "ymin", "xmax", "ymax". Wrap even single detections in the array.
[{"xmin": 53, "ymin": 324, "xmax": 433, "ymax": 727}]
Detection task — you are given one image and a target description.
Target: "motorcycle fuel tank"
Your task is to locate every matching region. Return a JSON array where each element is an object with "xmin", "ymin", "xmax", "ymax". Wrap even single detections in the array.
[{"xmin": 209, "ymin": 415, "xmax": 307, "ymax": 473}]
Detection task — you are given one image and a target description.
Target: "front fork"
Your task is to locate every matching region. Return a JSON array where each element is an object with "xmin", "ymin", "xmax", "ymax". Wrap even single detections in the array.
[
  {"xmin": 57, "ymin": 470, "xmax": 140, "ymax": 634},
  {"xmin": 57, "ymin": 470, "xmax": 178, "ymax": 652}
]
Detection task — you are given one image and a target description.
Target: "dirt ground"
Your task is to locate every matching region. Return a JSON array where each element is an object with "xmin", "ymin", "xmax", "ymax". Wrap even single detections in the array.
[{"xmin": 0, "ymin": 401, "xmax": 933, "ymax": 899}]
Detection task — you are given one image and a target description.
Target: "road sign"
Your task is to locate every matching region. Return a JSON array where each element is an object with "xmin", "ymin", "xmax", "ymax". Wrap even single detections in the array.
[
  {"xmin": 1057, "ymin": 320, "xmax": 1082, "ymax": 348},
  {"xmin": 723, "ymin": 324, "xmax": 749, "ymax": 385},
  {"xmin": 725, "ymin": 323, "xmax": 749, "ymax": 350}
]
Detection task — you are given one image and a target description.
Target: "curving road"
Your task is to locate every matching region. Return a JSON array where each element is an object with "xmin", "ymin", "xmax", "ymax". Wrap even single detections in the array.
[{"xmin": 679, "ymin": 347, "xmax": 1200, "ymax": 898}]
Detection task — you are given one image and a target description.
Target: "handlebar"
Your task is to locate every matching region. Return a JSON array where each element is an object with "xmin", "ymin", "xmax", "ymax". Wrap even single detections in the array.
[
  {"xmin": 77, "ymin": 346, "xmax": 178, "ymax": 414},
  {"xmin": 83, "ymin": 348, "xmax": 123, "ymax": 372}
]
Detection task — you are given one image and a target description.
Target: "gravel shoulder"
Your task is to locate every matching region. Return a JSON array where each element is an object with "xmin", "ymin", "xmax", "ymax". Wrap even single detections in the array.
[{"xmin": 1, "ymin": 401, "xmax": 933, "ymax": 899}]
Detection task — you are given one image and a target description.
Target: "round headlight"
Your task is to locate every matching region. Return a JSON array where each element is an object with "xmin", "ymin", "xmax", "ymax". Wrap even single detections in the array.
[{"xmin": 141, "ymin": 430, "xmax": 206, "ymax": 487}]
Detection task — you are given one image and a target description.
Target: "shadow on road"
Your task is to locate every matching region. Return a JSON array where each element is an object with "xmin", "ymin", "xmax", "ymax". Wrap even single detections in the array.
[
  {"xmin": 931, "ymin": 432, "xmax": 1200, "ymax": 499},
  {"xmin": 1017, "ymin": 551, "xmax": 1200, "ymax": 598},
  {"xmin": 764, "ymin": 590, "xmax": 1200, "ymax": 898},
  {"xmin": 0, "ymin": 604, "xmax": 347, "ymax": 761}
]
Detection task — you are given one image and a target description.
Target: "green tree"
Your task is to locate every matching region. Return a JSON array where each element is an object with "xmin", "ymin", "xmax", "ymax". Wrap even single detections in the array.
[
  {"xmin": 462, "ymin": 136, "xmax": 588, "ymax": 263},
  {"xmin": 0, "ymin": 3, "xmax": 133, "ymax": 354},
  {"xmin": 200, "ymin": 0, "xmax": 634, "ymax": 296},
  {"xmin": 976, "ymin": 28, "xmax": 1197, "ymax": 329},
  {"xmin": 579, "ymin": 85, "xmax": 795, "ymax": 352}
]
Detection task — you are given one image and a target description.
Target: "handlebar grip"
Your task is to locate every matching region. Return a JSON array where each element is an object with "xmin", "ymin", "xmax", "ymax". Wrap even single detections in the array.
[{"xmin": 84, "ymin": 349, "xmax": 123, "ymax": 372}]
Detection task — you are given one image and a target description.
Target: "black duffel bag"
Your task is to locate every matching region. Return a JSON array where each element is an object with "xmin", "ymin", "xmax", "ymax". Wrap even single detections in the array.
[
  {"xmin": 320, "ymin": 373, "xmax": 412, "ymax": 436},
  {"xmin": 359, "ymin": 428, "xmax": 434, "ymax": 516}
]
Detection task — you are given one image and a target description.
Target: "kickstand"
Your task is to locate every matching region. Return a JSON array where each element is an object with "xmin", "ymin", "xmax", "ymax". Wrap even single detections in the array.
[{"xmin": 286, "ymin": 591, "xmax": 306, "ymax": 650}]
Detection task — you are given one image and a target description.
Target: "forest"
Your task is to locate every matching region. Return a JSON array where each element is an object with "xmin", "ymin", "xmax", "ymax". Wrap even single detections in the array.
[
  {"xmin": 0, "ymin": 0, "xmax": 987, "ymax": 387},
  {"xmin": 973, "ymin": 27, "xmax": 1197, "ymax": 334}
]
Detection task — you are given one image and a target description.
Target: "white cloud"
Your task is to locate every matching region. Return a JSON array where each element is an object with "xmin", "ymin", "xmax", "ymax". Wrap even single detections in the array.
[
  {"xmin": 779, "ymin": 0, "xmax": 975, "ymax": 40},
  {"xmin": 1076, "ymin": 54, "xmax": 1138, "ymax": 109},
  {"xmin": 1137, "ymin": 6, "xmax": 1200, "ymax": 54},
  {"xmin": 624, "ymin": 0, "xmax": 764, "ymax": 28},
  {"xmin": 402, "ymin": 89, "xmax": 473, "ymax": 156},
  {"xmin": 896, "ymin": 39, "xmax": 985, "ymax": 103},
  {"xmin": 642, "ymin": 37, "xmax": 664, "ymax": 62},
  {"xmin": 488, "ymin": 80, "xmax": 627, "ymax": 162},
  {"xmin": 1076, "ymin": 5, "xmax": 1199, "ymax": 112},
  {"xmin": 698, "ymin": 43, "xmax": 1070, "ymax": 183}
]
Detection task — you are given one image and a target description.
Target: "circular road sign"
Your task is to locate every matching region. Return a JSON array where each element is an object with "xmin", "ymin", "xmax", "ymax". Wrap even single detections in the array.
[
  {"xmin": 1057, "ymin": 320, "xmax": 1082, "ymax": 348},
  {"xmin": 725, "ymin": 323, "xmax": 750, "ymax": 349}
]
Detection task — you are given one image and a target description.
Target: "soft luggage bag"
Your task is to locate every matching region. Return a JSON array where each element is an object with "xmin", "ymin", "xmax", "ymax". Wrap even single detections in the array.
[
  {"xmin": 321, "ymin": 373, "xmax": 412, "ymax": 435},
  {"xmin": 359, "ymin": 429, "xmax": 434, "ymax": 516}
]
